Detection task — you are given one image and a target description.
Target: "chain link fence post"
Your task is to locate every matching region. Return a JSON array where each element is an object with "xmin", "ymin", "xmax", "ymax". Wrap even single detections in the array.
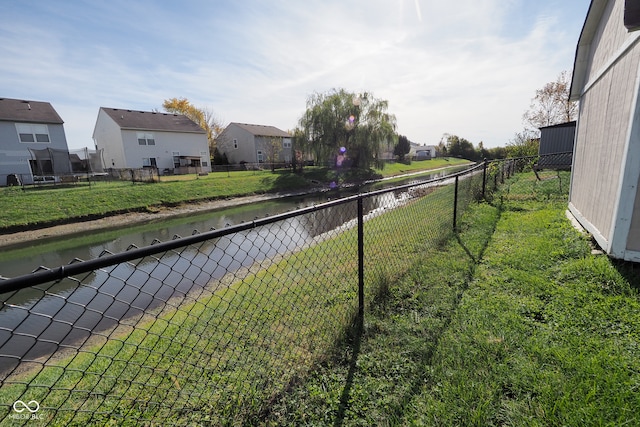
[
  {"xmin": 481, "ymin": 158, "xmax": 488, "ymax": 200},
  {"xmin": 453, "ymin": 175, "xmax": 459, "ymax": 232},
  {"xmin": 357, "ymin": 197, "xmax": 365, "ymax": 319}
]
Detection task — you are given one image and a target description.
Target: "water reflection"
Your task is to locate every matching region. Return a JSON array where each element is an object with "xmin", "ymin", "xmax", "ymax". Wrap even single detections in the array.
[{"xmin": 0, "ymin": 166, "xmax": 466, "ymax": 372}]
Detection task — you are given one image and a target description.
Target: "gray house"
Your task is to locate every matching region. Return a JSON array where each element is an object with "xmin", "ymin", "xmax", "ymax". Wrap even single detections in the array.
[
  {"xmin": 568, "ymin": 0, "xmax": 640, "ymax": 261},
  {"xmin": 0, "ymin": 97, "xmax": 72, "ymax": 186},
  {"xmin": 217, "ymin": 123, "xmax": 292, "ymax": 165},
  {"xmin": 93, "ymin": 107, "xmax": 210, "ymax": 174}
]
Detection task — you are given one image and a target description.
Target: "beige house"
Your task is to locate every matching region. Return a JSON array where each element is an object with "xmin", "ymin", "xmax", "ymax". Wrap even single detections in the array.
[
  {"xmin": 569, "ymin": 0, "xmax": 640, "ymax": 261},
  {"xmin": 217, "ymin": 122, "xmax": 292, "ymax": 165}
]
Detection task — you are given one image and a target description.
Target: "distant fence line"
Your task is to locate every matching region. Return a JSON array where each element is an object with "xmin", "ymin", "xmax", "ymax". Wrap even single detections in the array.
[{"xmin": 0, "ymin": 154, "xmax": 568, "ymax": 425}]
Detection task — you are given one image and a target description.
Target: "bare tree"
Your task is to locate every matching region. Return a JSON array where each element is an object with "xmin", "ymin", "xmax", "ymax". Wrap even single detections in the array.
[
  {"xmin": 522, "ymin": 70, "xmax": 578, "ymax": 132},
  {"xmin": 264, "ymin": 136, "xmax": 283, "ymax": 172}
]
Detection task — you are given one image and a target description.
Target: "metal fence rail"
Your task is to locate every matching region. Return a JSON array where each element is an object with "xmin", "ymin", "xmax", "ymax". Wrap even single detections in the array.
[{"xmin": 0, "ymin": 156, "xmax": 559, "ymax": 425}]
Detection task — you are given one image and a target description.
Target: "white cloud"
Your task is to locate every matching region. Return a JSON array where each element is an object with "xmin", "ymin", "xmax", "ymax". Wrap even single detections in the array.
[{"xmin": 0, "ymin": 0, "xmax": 588, "ymax": 148}]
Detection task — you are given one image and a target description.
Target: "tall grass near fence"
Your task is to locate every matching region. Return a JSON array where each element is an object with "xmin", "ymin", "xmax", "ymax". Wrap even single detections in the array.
[{"xmin": 0, "ymin": 163, "xmax": 479, "ymax": 426}]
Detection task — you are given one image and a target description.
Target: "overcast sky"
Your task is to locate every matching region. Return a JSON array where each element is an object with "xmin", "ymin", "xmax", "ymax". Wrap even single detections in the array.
[{"xmin": 1, "ymin": 0, "xmax": 590, "ymax": 149}]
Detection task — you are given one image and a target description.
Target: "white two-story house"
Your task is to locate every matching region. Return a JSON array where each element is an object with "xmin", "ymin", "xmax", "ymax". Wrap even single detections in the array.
[{"xmin": 93, "ymin": 107, "xmax": 210, "ymax": 175}]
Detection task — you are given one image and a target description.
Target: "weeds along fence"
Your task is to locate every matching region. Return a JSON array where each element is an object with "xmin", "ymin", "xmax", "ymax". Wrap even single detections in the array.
[{"xmin": 0, "ymin": 155, "xmax": 564, "ymax": 425}]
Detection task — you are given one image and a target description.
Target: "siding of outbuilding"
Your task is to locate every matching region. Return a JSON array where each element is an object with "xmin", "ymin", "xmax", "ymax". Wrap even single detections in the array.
[
  {"xmin": 624, "ymin": 88, "xmax": 640, "ymax": 252},
  {"xmin": 538, "ymin": 123, "xmax": 576, "ymax": 155},
  {"xmin": 586, "ymin": 0, "xmax": 629, "ymax": 79},
  {"xmin": 569, "ymin": 0, "xmax": 640, "ymax": 260},
  {"xmin": 570, "ymin": 46, "xmax": 640, "ymax": 242}
]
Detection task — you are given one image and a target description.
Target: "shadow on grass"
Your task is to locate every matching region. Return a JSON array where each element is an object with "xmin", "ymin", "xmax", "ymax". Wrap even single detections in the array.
[
  {"xmin": 385, "ymin": 206, "xmax": 501, "ymax": 422},
  {"xmin": 612, "ymin": 259, "xmax": 640, "ymax": 294},
  {"xmin": 334, "ymin": 204, "xmax": 503, "ymax": 425},
  {"xmin": 333, "ymin": 314, "xmax": 364, "ymax": 427}
]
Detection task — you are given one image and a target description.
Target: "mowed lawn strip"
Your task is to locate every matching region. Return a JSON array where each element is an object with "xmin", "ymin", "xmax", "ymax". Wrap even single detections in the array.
[
  {"xmin": 262, "ymin": 172, "xmax": 640, "ymax": 426},
  {"xmin": 409, "ymin": 177, "xmax": 640, "ymax": 426},
  {"xmin": 0, "ymin": 159, "xmax": 469, "ymax": 230}
]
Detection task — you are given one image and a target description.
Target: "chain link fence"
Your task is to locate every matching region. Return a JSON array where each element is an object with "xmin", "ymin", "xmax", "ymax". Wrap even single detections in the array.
[{"xmin": 0, "ymin": 155, "xmax": 566, "ymax": 425}]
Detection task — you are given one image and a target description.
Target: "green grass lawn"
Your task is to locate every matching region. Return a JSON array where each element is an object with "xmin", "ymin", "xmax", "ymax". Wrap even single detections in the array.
[
  {"xmin": 0, "ymin": 181, "xmax": 459, "ymax": 425},
  {"xmin": 0, "ymin": 158, "xmax": 469, "ymax": 230},
  {"xmin": 5, "ymin": 167, "xmax": 629, "ymax": 426},
  {"xmin": 262, "ymin": 172, "xmax": 640, "ymax": 426}
]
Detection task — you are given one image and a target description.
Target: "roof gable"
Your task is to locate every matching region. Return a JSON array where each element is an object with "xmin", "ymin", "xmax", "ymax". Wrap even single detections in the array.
[
  {"xmin": 0, "ymin": 97, "xmax": 64, "ymax": 124},
  {"xmin": 230, "ymin": 122, "xmax": 290, "ymax": 138},
  {"xmin": 100, "ymin": 107, "xmax": 205, "ymax": 133},
  {"xmin": 570, "ymin": 0, "xmax": 640, "ymax": 101}
]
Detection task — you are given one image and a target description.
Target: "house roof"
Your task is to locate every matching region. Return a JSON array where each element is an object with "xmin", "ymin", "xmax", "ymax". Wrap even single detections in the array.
[
  {"xmin": 539, "ymin": 121, "xmax": 577, "ymax": 130},
  {"xmin": 0, "ymin": 97, "xmax": 64, "ymax": 124},
  {"xmin": 100, "ymin": 107, "xmax": 206, "ymax": 133},
  {"xmin": 230, "ymin": 122, "xmax": 291, "ymax": 137}
]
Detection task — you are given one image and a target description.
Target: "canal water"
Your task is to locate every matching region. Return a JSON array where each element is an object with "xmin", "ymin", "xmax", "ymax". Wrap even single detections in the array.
[{"xmin": 0, "ymin": 166, "xmax": 467, "ymax": 372}]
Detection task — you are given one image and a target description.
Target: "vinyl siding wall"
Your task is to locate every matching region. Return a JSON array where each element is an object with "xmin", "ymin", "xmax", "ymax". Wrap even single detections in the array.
[
  {"xmin": 570, "ymin": 0, "xmax": 640, "ymax": 249},
  {"xmin": 94, "ymin": 109, "xmax": 127, "ymax": 168}
]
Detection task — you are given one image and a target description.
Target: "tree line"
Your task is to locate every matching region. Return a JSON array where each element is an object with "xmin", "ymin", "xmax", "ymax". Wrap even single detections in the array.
[{"xmin": 161, "ymin": 70, "xmax": 576, "ymax": 169}]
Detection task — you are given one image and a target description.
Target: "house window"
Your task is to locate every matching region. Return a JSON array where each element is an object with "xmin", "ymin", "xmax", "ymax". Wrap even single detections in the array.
[
  {"xmin": 283, "ymin": 139, "xmax": 291, "ymax": 148},
  {"xmin": 233, "ymin": 139, "xmax": 238, "ymax": 149},
  {"xmin": 142, "ymin": 157, "xmax": 157, "ymax": 168},
  {"xmin": 16, "ymin": 123, "xmax": 50, "ymax": 143},
  {"xmin": 137, "ymin": 132, "xmax": 155, "ymax": 145},
  {"xmin": 257, "ymin": 150, "xmax": 264, "ymax": 163}
]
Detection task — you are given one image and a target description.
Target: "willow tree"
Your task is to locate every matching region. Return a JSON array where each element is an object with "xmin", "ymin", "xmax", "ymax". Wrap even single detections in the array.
[{"xmin": 298, "ymin": 88, "xmax": 397, "ymax": 169}]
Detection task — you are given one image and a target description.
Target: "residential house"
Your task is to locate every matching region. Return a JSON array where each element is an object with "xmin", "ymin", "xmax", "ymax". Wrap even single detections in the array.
[
  {"xmin": 93, "ymin": 107, "xmax": 210, "ymax": 175},
  {"xmin": 0, "ymin": 97, "xmax": 72, "ymax": 186},
  {"xmin": 412, "ymin": 144, "xmax": 437, "ymax": 160},
  {"xmin": 568, "ymin": 0, "xmax": 640, "ymax": 261},
  {"xmin": 217, "ymin": 122, "xmax": 292, "ymax": 165}
]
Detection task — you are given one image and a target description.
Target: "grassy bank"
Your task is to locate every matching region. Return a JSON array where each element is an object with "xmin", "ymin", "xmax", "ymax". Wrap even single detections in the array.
[
  {"xmin": 0, "ymin": 158, "xmax": 468, "ymax": 231},
  {"xmin": 262, "ymin": 172, "xmax": 640, "ymax": 426},
  {"xmin": 0, "ymin": 181, "xmax": 459, "ymax": 425}
]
